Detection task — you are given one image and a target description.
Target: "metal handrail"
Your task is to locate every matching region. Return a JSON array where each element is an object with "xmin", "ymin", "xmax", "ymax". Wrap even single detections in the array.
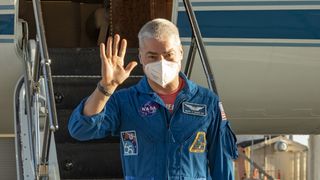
[
  {"xmin": 182, "ymin": 0, "xmax": 219, "ymax": 95},
  {"xmin": 184, "ymin": 35, "xmax": 197, "ymax": 78},
  {"xmin": 31, "ymin": 0, "xmax": 59, "ymax": 177},
  {"xmin": 32, "ymin": 0, "xmax": 58, "ymax": 131}
]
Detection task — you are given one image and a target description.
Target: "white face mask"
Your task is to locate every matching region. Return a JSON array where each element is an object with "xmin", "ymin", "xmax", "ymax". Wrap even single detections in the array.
[{"xmin": 144, "ymin": 60, "xmax": 181, "ymax": 88}]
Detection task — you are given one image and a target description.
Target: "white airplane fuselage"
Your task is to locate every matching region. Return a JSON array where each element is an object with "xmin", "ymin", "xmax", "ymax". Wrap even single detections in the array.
[{"xmin": 175, "ymin": 0, "xmax": 320, "ymax": 134}]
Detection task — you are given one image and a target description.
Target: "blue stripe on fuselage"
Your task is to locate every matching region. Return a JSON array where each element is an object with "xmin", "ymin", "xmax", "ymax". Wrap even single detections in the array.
[
  {"xmin": 181, "ymin": 41, "xmax": 320, "ymax": 47},
  {"xmin": 0, "ymin": 14, "xmax": 14, "ymax": 35},
  {"xmin": 0, "ymin": 5, "xmax": 14, "ymax": 10},
  {"xmin": 0, "ymin": 39, "xmax": 14, "ymax": 43},
  {"xmin": 177, "ymin": 10, "xmax": 320, "ymax": 39}
]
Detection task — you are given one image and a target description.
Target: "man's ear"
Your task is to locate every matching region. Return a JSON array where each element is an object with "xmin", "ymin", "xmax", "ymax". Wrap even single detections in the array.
[
  {"xmin": 138, "ymin": 53, "xmax": 143, "ymax": 64},
  {"xmin": 179, "ymin": 44, "xmax": 183, "ymax": 60}
]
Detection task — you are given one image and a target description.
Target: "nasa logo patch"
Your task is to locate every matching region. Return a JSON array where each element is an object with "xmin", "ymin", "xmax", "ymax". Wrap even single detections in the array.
[
  {"xmin": 139, "ymin": 101, "xmax": 159, "ymax": 117},
  {"xmin": 189, "ymin": 131, "xmax": 206, "ymax": 153},
  {"xmin": 121, "ymin": 130, "xmax": 138, "ymax": 156}
]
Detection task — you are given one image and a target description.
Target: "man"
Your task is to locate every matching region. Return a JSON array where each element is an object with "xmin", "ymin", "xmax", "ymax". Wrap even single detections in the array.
[{"xmin": 68, "ymin": 18, "xmax": 237, "ymax": 179}]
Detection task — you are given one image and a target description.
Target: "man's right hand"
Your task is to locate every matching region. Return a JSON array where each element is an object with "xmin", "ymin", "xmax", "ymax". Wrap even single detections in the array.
[
  {"xmin": 83, "ymin": 34, "xmax": 137, "ymax": 116},
  {"xmin": 99, "ymin": 34, "xmax": 137, "ymax": 91}
]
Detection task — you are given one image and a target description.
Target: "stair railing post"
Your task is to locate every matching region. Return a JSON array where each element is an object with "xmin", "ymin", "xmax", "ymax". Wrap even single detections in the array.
[{"xmin": 31, "ymin": 0, "xmax": 59, "ymax": 178}]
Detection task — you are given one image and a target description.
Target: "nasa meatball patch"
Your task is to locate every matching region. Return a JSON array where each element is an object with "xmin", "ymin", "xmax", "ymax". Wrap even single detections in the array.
[
  {"xmin": 139, "ymin": 101, "xmax": 159, "ymax": 117},
  {"xmin": 121, "ymin": 130, "xmax": 138, "ymax": 156}
]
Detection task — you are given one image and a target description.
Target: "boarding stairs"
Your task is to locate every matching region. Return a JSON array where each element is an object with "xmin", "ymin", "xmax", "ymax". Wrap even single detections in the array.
[{"xmin": 51, "ymin": 47, "xmax": 142, "ymax": 179}]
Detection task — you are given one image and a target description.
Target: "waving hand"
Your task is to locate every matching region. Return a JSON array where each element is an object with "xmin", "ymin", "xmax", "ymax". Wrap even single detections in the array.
[{"xmin": 99, "ymin": 34, "xmax": 137, "ymax": 88}]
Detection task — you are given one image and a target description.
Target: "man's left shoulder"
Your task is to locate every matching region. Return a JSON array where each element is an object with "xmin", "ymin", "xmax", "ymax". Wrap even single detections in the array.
[{"xmin": 194, "ymin": 83, "xmax": 218, "ymax": 99}]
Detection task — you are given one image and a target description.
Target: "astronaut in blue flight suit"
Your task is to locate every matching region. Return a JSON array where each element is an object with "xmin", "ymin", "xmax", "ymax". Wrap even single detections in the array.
[{"xmin": 68, "ymin": 18, "xmax": 238, "ymax": 179}]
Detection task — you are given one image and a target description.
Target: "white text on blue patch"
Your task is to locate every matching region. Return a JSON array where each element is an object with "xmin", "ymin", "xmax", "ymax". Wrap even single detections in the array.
[{"xmin": 182, "ymin": 102, "xmax": 207, "ymax": 116}]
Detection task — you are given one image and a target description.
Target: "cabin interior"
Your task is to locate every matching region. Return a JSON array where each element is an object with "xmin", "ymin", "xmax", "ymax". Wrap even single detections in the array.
[
  {"xmin": 18, "ymin": 0, "xmax": 174, "ymax": 179},
  {"xmin": 19, "ymin": 0, "xmax": 173, "ymax": 48}
]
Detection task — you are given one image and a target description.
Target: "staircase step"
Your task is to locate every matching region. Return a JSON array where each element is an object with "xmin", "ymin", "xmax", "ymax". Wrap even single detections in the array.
[
  {"xmin": 49, "ymin": 48, "xmax": 143, "ymax": 76},
  {"xmin": 56, "ymin": 142, "xmax": 122, "ymax": 179},
  {"xmin": 53, "ymin": 76, "xmax": 142, "ymax": 110}
]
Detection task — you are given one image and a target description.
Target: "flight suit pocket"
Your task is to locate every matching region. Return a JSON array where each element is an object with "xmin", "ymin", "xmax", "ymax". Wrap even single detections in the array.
[
  {"xmin": 179, "ymin": 131, "xmax": 208, "ymax": 178},
  {"xmin": 121, "ymin": 130, "xmax": 156, "ymax": 178}
]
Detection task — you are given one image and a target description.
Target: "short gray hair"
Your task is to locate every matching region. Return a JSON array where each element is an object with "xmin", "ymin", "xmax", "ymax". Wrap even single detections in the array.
[{"xmin": 138, "ymin": 18, "xmax": 181, "ymax": 48}]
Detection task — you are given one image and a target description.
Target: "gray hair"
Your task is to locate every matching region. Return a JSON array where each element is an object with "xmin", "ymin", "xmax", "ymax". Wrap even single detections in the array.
[{"xmin": 138, "ymin": 18, "xmax": 181, "ymax": 48}]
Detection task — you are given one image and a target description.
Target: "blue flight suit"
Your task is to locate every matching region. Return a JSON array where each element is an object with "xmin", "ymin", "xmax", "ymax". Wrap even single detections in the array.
[{"xmin": 68, "ymin": 72, "xmax": 238, "ymax": 180}]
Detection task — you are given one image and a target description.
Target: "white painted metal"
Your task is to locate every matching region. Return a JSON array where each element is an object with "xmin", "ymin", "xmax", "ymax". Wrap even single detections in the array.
[
  {"xmin": 17, "ymin": 84, "xmax": 36, "ymax": 180},
  {"xmin": 15, "ymin": 77, "xmax": 61, "ymax": 180},
  {"xmin": 0, "ymin": 0, "xmax": 24, "ymax": 134},
  {"xmin": 0, "ymin": 0, "xmax": 24, "ymax": 179}
]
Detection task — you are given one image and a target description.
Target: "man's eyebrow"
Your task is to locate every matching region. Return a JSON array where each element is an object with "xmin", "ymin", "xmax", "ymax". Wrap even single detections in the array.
[
  {"xmin": 146, "ymin": 48, "xmax": 175, "ymax": 55},
  {"xmin": 145, "ymin": 51, "xmax": 158, "ymax": 55},
  {"xmin": 165, "ymin": 48, "xmax": 175, "ymax": 54},
  {"xmin": 145, "ymin": 48, "xmax": 176, "ymax": 55}
]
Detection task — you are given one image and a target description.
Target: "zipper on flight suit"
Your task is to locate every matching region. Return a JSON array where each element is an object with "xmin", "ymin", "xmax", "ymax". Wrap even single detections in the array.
[{"xmin": 164, "ymin": 95, "xmax": 187, "ymax": 179}]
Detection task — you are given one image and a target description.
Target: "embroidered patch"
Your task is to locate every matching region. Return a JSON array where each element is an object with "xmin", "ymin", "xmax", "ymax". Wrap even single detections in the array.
[
  {"xmin": 219, "ymin": 102, "xmax": 227, "ymax": 120},
  {"xmin": 121, "ymin": 130, "xmax": 138, "ymax": 156},
  {"xmin": 182, "ymin": 102, "xmax": 207, "ymax": 116},
  {"xmin": 139, "ymin": 101, "xmax": 159, "ymax": 117},
  {"xmin": 189, "ymin": 132, "xmax": 206, "ymax": 153}
]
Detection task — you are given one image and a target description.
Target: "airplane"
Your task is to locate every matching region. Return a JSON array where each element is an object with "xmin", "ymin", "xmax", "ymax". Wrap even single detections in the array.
[{"xmin": 0, "ymin": 0, "xmax": 319, "ymax": 179}]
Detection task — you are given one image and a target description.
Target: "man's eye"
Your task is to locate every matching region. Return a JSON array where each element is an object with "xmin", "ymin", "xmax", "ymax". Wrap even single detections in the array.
[
  {"xmin": 148, "ymin": 56, "xmax": 156, "ymax": 59},
  {"xmin": 165, "ymin": 53, "xmax": 175, "ymax": 60},
  {"xmin": 166, "ymin": 52, "xmax": 175, "ymax": 58}
]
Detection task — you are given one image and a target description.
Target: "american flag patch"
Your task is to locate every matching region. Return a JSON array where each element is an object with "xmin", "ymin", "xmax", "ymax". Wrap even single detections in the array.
[{"xmin": 219, "ymin": 102, "xmax": 227, "ymax": 121}]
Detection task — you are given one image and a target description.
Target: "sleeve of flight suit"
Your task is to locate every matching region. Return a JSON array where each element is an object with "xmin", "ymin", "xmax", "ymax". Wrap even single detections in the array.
[
  {"xmin": 207, "ymin": 97, "xmax": 237, "ymax": 180},
  {"xmin": 221, "ymin": 120, "xmax": 238, "ymax": 160},
  {"xmin": 68, "ymin": 94, "xmax": 121, "ymax": 141},
  {"xmin": 220, "ymin": 120, "xmax": 238, "ymax": 179}
]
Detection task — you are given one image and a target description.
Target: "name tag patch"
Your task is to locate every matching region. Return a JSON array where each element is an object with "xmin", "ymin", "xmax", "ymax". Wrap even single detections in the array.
[
  {"xmin": 182, "ymin": 102, "xmax": 207, "ymax": 116},
  {"xmin": 189, "ymin": 131, "xmax": 207, "ymax": 153},
  {"xmin": 121, "ymin": 130, "xmax": 138, "ymax": 156}
]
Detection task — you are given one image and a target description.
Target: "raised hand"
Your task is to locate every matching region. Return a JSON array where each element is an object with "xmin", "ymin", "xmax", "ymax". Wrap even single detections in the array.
[{"xmin": 99, "ymin": 34, "xmax": 137, "ymax": 89}]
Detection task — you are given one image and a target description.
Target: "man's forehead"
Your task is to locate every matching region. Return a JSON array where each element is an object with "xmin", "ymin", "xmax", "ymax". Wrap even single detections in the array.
[
  {"xmin": 145, "ymin": 48, "xmax": 176, "ymax": 55},
  {"xmin": 140, "ymin": 37, "xmax": 180, "ymax": 53}
]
